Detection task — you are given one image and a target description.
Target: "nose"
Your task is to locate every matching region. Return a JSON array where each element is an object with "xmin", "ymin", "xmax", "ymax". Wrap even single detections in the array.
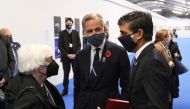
[{"xmin": 92, "ymin": 30, "xmax": 97, "ymax": 35}]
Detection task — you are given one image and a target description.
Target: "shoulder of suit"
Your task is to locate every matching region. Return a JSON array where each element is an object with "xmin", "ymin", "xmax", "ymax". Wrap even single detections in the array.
[
  {"xmin": 106, "ymin": 41, "xmax": 126, "ymax": 51},
  {"xmin": 59, "ymin": 30, "xmax": 67, "ymax": 33},
  {"xmin": 72, "ymin": 30, "xmax": 79, "ymax": 34},
  {"xmin": 146, "ymin": 47, "xmax": 167, "ymax": 63},
  {"xmin": 76, "ymin": 45, "xmax": 90, "ymax": 56}
]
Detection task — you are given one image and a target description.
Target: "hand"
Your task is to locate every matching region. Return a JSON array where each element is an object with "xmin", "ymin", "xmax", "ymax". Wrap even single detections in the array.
[
  {"xmin": 169, "ymin": 60, "xmax": 175, "ymax": 68},
  {"xmin": 97, "ymin": 107, "xmax": 101, "ymax": 109},
  {"xmin": 174, "ymin": 52, "xmax": 179, "ymax": 58},
  {"xmin": 71, "ymin": 54, "xmax": 76, "ymax": 59},
  {"xmin": 67, "ymin": 54, "xmax": 76, "ymax": 59},
  {"xmin": 0, "ymin": 78, "xmax": 6, "ymax": 87},
  {"xmin": 67, "ymin": 54, "xmax": 73, "ymax": 59}
]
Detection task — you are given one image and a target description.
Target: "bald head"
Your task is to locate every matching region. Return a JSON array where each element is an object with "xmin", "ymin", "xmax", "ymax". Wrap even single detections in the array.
[{"xmin": 0, "ymin": 28, "xmax": 12, "ymax": 37}]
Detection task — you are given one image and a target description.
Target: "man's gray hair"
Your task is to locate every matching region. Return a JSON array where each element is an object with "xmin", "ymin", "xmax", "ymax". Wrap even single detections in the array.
[
  {"xmin": 17, "ymin": 44, "xmax": 53, "ymax": 75},
  {"xmin": 82, "ymin": 13, "xmax": 104, "ymax": 30}
]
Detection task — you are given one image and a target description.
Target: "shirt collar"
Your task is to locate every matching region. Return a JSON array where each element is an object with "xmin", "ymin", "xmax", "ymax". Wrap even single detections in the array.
[
  {"xmin": 67, "ymin": 29, "xmax": 72, "ymax": 34},
  {"xmin": 135, "ymin": 41, "xmax": 152, "ymax": 59}
]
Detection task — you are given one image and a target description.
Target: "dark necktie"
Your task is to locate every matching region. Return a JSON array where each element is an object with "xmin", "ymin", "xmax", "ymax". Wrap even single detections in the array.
[{"xmin": 90, "ymin": 48, "xmax": 100, "ymax": 79}]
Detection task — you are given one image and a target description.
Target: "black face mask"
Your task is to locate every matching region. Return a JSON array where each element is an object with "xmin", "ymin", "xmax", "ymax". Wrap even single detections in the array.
[
  {"xmin": 46, "ymin": 60, "xmax": 59, "ymax": 78},
  {"xmin": 87, "ymin": 33, "xmax": 105, "ymax": 47},
  {"xmin": 66, "ymin": 25, "xmax": 72, "ymax": 29},
  {"xmin": 118, "ymin": 34, "xmax": 137, "ymax": 52}
]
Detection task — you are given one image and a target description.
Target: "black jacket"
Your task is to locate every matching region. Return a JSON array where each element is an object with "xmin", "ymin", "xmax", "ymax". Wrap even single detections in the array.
[
  {"xmin": 129, "ymin": 44, "xmax": 172, "ymax": 109},
  {"xmin": 6, "ymin": 74, "xmax": 65, "ymax": 109},
  {"xmin": 169, "ymin": 41, "xmax": 182, "ymax": 61},
  {"xmin": 0, "ymin": 36, "xmax": 15, "ymax": 82},
  {"xmin": 168, "ymin": 41, "xmax": 182, "ymax": 98},
  {"xmin": 58, "ymin": 30, "xmax": 81, "ymax": 61},
  {"xmin": 74, "ymin": 41, "xmax": 130, "ymax": 109}
]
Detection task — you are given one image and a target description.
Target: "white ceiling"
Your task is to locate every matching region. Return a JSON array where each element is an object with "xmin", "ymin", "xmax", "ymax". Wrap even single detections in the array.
[{"xmin": 126, "ymin": 0, "xmax": 190, "ymax": 18}]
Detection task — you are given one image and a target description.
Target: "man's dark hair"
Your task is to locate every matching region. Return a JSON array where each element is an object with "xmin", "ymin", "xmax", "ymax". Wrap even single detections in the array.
[
  {"xmin": 65, "ymin": 17, "xmax": 73, "ymax": 23},
  {"xmin": 118, "ymin": 11, "xmax": 153, "ymax": 41}
]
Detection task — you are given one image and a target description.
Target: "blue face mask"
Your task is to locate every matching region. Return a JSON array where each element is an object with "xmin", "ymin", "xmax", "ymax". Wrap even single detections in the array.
[
  {"xmin": 87, "ymin": 33, "xmax": 105, "ymax": 47},
  {"xmin": 118, "ymin": 34, "xmax": 137, "ymax": 52}
]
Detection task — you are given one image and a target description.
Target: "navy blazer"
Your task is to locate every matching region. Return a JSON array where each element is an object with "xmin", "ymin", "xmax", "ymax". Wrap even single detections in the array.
[
  {"xmin": 74, "ymin": 41, "xmax": 130, "ymax": 109},
  {"xmin": 129, "ymin": 44, "xmax": 172, "ymax": 109}
]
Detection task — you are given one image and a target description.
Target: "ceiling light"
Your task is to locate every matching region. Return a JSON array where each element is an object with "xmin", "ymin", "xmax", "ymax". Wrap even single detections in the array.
[
  {"xmin": 174, "ymin": 5, "xmax": 184, "ymax": 9},
  {"xmin": 155, "ymin": 1, "xmax": 164, "ymax": 5},
  {"xmin": 152, "ymin": 9, "xmax": 162, "ymax": 12},
  {"xmin": 184, "ymin": 8, "xmax": 187, "ymax": 12},
  {"xmin": 172, "ymin": 10, "xmax": 183, "ymax": 14},
  {"xmin": 173, "ymin": 0, "xmax": 186, "ymax": 4},
  {"xmin": 158, "ymin": 0, "xmax": 165, "ymax": 2},
  {"xmin": 174, "ymin": 7, "xmax": 184, "ymax": 11}
]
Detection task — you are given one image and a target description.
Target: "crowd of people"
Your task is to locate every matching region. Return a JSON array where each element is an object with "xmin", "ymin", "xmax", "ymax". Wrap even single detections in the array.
[{"xmin": 0, "ymin": 10, "xmax": 183, "ymax": 109}]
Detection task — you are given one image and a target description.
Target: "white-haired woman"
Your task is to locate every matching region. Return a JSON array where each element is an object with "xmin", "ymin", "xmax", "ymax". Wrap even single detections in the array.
[{"xmin": 6, "ymin": 44, "xmax": 65, "ymax": 109}]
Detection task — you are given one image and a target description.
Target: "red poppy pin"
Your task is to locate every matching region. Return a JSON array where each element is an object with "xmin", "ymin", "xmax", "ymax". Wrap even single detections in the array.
[
  {"xmin": 102, "ymin": 50, "xmax": 111, "ymax": 62},
  {"xmin": 105, "ymin": 50, "xmax": 111, "ymax": 58}
]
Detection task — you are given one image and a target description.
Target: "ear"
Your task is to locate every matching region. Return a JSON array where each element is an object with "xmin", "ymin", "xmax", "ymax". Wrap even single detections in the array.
[
  {"xmin": 136, "ymin": 29, "xmax": 144, "ymax": 40},
  {"xmin": 37, "ymin": 66, "xmax": 43, "ymax": 73}
]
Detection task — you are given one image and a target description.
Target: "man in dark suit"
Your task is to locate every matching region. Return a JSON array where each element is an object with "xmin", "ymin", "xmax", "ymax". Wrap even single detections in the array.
[
  {"xmin": 58, "ymin": 17, "xmax": 81, "ymax": 96},
  {"xmin": 0, "ymin": 28, "xmax": 21, "ymax": 76},
  {"xmin": 0, "ymin": 29, "xmax": 15, "ymax": 109},
  {"xmin": 74, "ymin": 13, "xmax": 130, "ymax": 109},
  {"xmin": 118, "ymin": 11, "xmax": 172, "ymax": 109}
]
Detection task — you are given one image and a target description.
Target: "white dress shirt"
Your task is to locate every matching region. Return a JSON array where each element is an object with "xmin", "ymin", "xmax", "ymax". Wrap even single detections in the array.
[
  {"xmin": 90, "ymin": 39, "xmax": 106, "ymax": 73},
  {"xmin": 67, "ymin": 29, "xmax": 72, "ymax": 34}
]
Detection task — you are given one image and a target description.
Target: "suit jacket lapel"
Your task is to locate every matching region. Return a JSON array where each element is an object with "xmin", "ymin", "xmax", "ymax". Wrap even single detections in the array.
[
  {"xmin": 83, "ymin": 46, "xmax": 91, "ymax": 81},
  {"xmin": 64, "ymin": 30, "xmax": 70, "ymax": 41},
  {"xmin": 137, "ymin": 44, "xmax": 154, "ymax": 61},
  {"xmin": 71, "ymin": 30, "xmax": 75, "ymax": 43},
  {"xmin": 129, "ymin": 43, "xmax": 154, "ymax": 94}
]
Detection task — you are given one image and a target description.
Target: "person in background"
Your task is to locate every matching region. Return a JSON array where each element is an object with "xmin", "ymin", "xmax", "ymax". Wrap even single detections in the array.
[
  {"xmin": 58, "ymin": 17, "xmax": 81, "ymax": 96},
  {"xmin": 0, "ymin": 28, "xmax": 21, "ymax": 76},
  {"xmin": 154, "ymin": 29, "xmax": 175, "ymax": 68},
  {"xmin": 104, "ymin": 23, "xmax": 109, "ymax": 40},
  {"xmin": 154, "ymin": 29, "xmax": 176, "ymax": 109},
  {"xmin": 82, "ymin": 36, "xmax": 89, "ymax": 48},
  {"xmin": 167, "ymin": 29, "xmax": 182, "ymax": 109},
  {"xmin": 0, "ymin": 28, "xmax": 15, "ymax": 109},
  {"xmin": 74, "ymin": 13, "xmax": 130, "ymax": 109},
  {"xmin": 6, "ymin": 44, "xmax": 65, "ymax": 109},
  {"xmin": 118, "ymin": 11, "xmax": 171, "ymax": 109},
  {"xmin": 168, "ymin": 29, "xmax": 182, "ymax": 61},
  {"xmin": 172, "ymin": 29, "xmax": 178, "ymax": 38}
]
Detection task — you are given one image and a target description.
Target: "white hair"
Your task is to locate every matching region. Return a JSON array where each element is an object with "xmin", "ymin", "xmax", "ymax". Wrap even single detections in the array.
[{"xmin": 17, "ymin": 44, "xmax": 53, "ymax": 75}]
